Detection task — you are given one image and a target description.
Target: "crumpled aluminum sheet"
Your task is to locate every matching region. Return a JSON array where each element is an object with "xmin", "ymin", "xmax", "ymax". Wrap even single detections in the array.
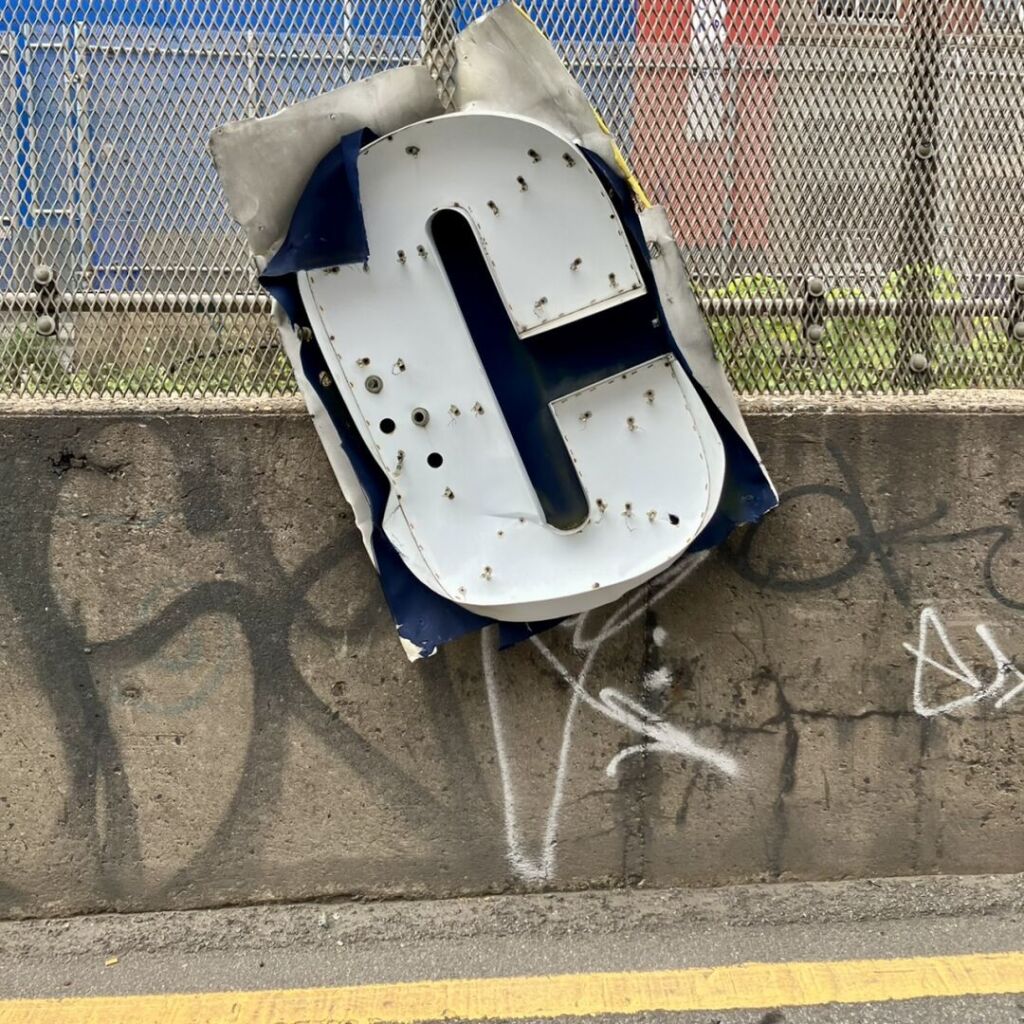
[
  {"xmin": 211, "ymin": 65, "xmax": 443, "ymax": 262},
  {"xmin": 640, "ymin": 204, "xmax": 760, "ymax": 457},
  {"xmin": 210, "ymin": 4, "xmax": 624, "ymax": 266},
  {"xmin": 452, "ymin": 4, "xmax": 620, "ymax": 175}
]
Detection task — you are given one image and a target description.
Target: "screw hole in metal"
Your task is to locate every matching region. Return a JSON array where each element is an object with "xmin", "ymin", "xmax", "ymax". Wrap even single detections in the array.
[
  {"xmin": 379, "ymin": 418, "xmax": 396, "ymax": 434},
  {"xmin": 411, "ymin": 407, "xmax": 430, "ymax": 427},
  {"xmin": 427, "ymin": 452, "xmax": 444, "ymax": 468}
]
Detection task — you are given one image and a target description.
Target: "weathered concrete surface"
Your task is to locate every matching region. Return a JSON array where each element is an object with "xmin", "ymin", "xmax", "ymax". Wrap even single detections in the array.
[{"xmin": 0, "ymin": 395, "xmax": 1022, "ymax": 917}]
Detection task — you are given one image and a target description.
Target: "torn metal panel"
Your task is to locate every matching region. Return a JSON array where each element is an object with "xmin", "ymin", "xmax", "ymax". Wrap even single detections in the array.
[
  {"xmin": 210, "ymin": 65, "xmax": 443, "ymax": 262},
  {"xmin": 452, "ymin": 4, "xmax": 621, "ymax": 181},
  {"xmin": 640, "ymin": 204, "xmax": 763, "ymax": 461}
]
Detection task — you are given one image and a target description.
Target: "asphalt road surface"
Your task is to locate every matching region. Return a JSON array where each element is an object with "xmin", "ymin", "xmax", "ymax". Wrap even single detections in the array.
[{"xmin": 0, "ymin": 874, "xmax": 1022, "ymax": 1022}]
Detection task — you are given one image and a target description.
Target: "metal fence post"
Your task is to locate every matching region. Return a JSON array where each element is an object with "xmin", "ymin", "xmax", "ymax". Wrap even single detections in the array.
[
  {"xmin": 721, "ymin": 43, "xmax": 738, "ymax": 263},
  {"xmin": 70, "ymin": 20, "xmax": 92, "ymax": 296},
  {"xmin": 421, "ymin": 0, "xmax": 457, "ymax": 110},
  {"xmin": 895, "ymin": 0, "xmax": 944, "ymax": 388},
  {"xmin": 244, "ymin": 29, "xmax": 259, "ymax": 119}
]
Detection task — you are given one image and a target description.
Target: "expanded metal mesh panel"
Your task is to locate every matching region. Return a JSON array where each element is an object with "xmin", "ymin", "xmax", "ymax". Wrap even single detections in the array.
[{"xmin": 1, "ymin": 0, "xmax": 1022, "ymax": 397}]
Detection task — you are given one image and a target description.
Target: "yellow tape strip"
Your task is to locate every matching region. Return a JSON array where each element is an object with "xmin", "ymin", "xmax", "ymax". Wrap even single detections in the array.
[{"xmin": 3, "ymin": 952, "xmax": 1024, "ymax": 1024}]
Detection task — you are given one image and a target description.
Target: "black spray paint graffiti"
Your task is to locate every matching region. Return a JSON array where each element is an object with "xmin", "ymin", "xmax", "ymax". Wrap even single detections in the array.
[
  {"xmin": 730, "ymin": 442, "xmax": 1024, "ymax": 611},
  {"xmin": 0, "ymin": 420, "xmax": 506, "ymax": 913}
]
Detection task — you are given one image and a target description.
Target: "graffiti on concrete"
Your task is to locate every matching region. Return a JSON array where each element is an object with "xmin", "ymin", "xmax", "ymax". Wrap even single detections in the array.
[
  {"xmin": 483, "ymin": 551, "xmax": 739, "ymax": 883},
  {"xmin": 731, "ymin": 442, "xmax": 1024, "ymax": 611},
  {"xmin": 5, "ymin": 415, "xmax": 754, "ymax": 909},
  {"xmin": 2, "ymin": 419, "xmax": 1021, "ymax": 914},
  {"xmin": 905, "ymin": 606, "xmax": 1024, "ymax": 718},
  {"xmin": 0, "ymin": 419, "xmax": 460, "ymax": 912}
]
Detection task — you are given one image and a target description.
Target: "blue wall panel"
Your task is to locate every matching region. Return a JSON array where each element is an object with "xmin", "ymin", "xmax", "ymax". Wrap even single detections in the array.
[{"xmin": 0, "ymin": 0, "xmax": 630, "ymax": 288}]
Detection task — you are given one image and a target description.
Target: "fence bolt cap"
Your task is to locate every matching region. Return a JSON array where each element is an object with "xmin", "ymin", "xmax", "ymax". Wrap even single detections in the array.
[
  {"xmin": 1013, "ymin": 322, "xmax": 1024, "ymax": 342},
  {"xmin": 32, "ymin": 264, "xmax": 53, "ymax": 287},
  {"xmin": 910, "ymin": 352, "xmax": 929, "ymax": 373},
  {"xmin": 1014, "ymin": 274, "xmax": 1024, "ymax": 294},
  {"xmin": 807, "ymin": 324, "xmax": 825, "ymax": 343},
  {"xmin": 35, "ymin": 314, "xmax": 56, "ymax": 336},
  {"xmin": 806, "ymin": 276, "xmax": 825, "ymax": 298}
]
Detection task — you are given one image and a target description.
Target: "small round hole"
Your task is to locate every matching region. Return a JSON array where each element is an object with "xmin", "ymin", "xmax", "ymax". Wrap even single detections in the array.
[
  {"xmin": 427, "ymin": 452, "xmax": 444, "ymax": 468},
  {"xmin": 379, "ymin": 418, "xmax": 396, "ymax": 434},
  {"xmin": 668, "ymin": 513, "xmax": 680, "ymax": 526}
]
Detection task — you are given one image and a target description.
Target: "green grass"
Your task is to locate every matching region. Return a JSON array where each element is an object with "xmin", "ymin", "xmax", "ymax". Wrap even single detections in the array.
[
  {"xmin": 0, "ymin": 316, "xmax": 296, "ymax": 397},
  {"xmin": 1, "ymin": 265, "xmax": 1019, "ymax": 396},
  {"xmin": 698, "ymin": 267, "xmax": 1018, "ymax": 394}
]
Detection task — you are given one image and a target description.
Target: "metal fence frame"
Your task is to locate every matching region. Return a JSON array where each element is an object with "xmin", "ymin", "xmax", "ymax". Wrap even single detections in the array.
[{"xmin": 1, "ymin": 0, "xmax": 1023, "ymax": 397}]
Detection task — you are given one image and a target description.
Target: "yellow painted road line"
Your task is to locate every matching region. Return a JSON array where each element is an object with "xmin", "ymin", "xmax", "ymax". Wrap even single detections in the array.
[{"xmin": 2, "ymin": 952, "xmax": 1024, "ymax": 1023}]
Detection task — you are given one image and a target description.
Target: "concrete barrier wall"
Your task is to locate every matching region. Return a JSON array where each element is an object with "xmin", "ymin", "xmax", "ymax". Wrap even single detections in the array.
[{"xmin": 0, "ymin": 395, "xmax": 1022, "ymax": 918}]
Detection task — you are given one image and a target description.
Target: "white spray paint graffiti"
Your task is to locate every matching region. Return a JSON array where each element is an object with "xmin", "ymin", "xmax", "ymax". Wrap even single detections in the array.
[
  {"xmin": 482, "ymin": 551, "xmax": 739, "ymax": 883},
  {"xmin": 904, "ymin": 606, "xmax": 1024, "ymax": 718},
  {"xmin": 642, "ymin": 666, "xmax": 673, "ymax": 694}
]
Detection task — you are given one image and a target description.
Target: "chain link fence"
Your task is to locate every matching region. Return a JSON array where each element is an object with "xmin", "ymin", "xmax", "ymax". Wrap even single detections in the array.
[{"xmin": 1, "ymin": 0, "xmax": 1022, "ymax": 398}]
